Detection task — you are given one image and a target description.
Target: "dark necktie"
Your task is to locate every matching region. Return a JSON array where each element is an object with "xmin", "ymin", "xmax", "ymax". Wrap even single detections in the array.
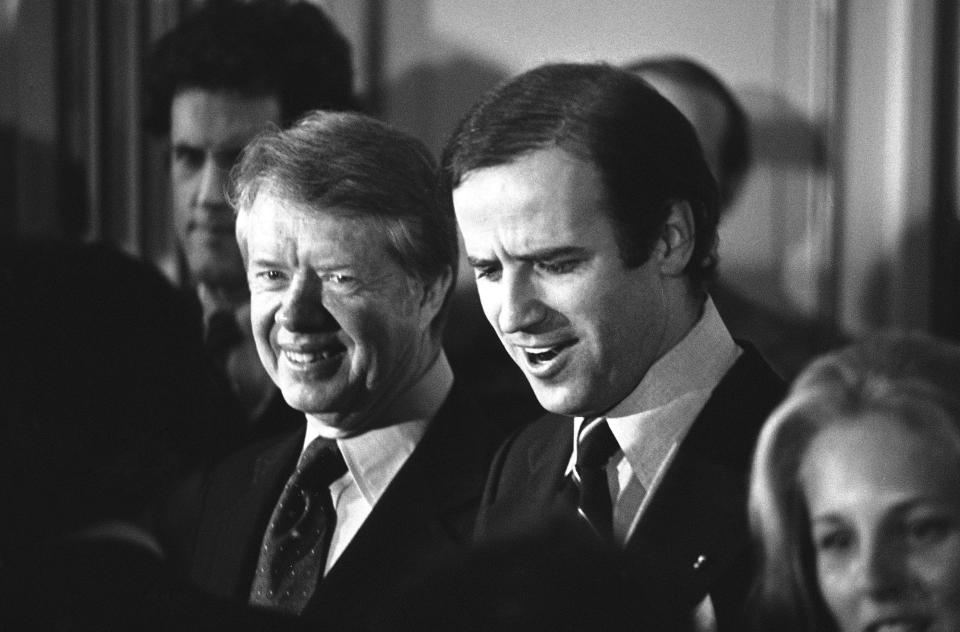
[
  {"xmin": 249, "ymin": 437, "xmax": 348, "ymax": 614},
  {"xmin": 572, "ymin": 418, "xmax": 620, "ymax": 541}
]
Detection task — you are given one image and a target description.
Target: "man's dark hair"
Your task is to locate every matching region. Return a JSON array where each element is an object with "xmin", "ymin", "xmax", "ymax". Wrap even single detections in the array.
[
  {"xmin": 626, "ymin": 56, "xmax": 751, "ymax": 210},
  {"xmin": 441, "ymin": 62, "xmax": 720, "ymax": 286},
  {"xmin": 232, "ymin": 111, "xmax": 458, "ymax": 336},
  {"xmin": 143, "ymin": 0, "xmax": 356, "ymax": 136}
]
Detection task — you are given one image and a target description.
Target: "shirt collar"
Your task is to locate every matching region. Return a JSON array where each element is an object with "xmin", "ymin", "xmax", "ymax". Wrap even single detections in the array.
[
  {"xmin": 304, "ymin": 351, "xmax": 453, "ymax": 506},
  {"xmin": 567, "ymin": 297, "xmax": 740, "ymax": 483}
]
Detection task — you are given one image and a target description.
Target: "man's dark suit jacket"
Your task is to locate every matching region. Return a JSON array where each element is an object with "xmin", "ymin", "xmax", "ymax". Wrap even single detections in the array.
[
  {"xmin": 474, "ymin": 344, "xmax": 785, "ymax": 631},
  {"xmin": 165, "ymin": 381, "xmax": 498, "ymax": 630}
]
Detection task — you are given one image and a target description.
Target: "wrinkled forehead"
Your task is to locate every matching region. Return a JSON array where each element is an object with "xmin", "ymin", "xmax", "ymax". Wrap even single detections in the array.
[{"xmin": 241, "ymin": 189, "xmax": 405, "ymax": 261}]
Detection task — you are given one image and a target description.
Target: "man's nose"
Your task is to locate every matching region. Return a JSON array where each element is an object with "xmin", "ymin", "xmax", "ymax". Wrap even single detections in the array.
[
  {"xmin": 197, "ymin": 157, "xmax": 229, "ymax": 208},
  {"xmin": 497, "ymin": 269, "xmax": 547, "ymax": 334},
  {"xmin": 276, "ymin": 272, "xmax": 337, "ymax": 332}
]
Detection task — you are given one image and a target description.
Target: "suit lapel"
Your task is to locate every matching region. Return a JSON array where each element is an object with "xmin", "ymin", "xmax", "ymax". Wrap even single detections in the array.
[
  {"xmin": 623, "ymin": 437, "xmax": 746, "ymax": 612},
  {"xmin": 525, "ymin": 413, "xmax": 574, "ymax": 502},
  {"xmin": 189, "ymin": 426, "xmax": 304, "ymax": 600},
  {"xmin": 621, "ymin": 345, "xmax": 784, "ymax": 615},
  {"xmin": 304, "ymin": 382, "xmax": 497, "ymax": 622}
]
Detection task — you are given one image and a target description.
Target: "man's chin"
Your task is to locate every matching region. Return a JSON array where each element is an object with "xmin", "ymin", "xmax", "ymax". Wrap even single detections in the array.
[
  {"xmin": 280, "ymin": 385, "xmax": 352, "ymax": 418},
  {"xmin": 529, "ymin": 382, "xmax": 589, "ymax": 417}
]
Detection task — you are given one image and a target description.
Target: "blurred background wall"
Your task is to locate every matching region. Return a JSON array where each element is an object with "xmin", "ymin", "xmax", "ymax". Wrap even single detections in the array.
[{"xmin": 1, "ymin": 0, "xmax": 958, "ymax": 344}]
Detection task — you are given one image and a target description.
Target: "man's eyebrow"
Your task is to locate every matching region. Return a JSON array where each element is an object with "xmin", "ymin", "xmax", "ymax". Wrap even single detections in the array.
[
  {"xmin": 467, "ymin": 246, "xmax": 588, "ymax": 268},
  {"xmin": 466, "ymin": 255, "xmax": 497, "ymax": 268},
  {"xmin": 248, "ymin": 255, "xmax": 283, "ymax": 268},
  {"xmin": 514, "ymin": 245, "xmax": 588, "ymax": 262}
]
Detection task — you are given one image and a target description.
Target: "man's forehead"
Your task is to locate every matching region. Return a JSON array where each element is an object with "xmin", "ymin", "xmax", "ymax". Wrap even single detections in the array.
[
  {"xmin": 455, "ymin": 149, "xmax": 605, "ymax": 213},
  {"xmin": 248, "ymin": 191, "xmax": 374, "ymax": 235},
  {"xmin": 170, "ymin": 88, "xmax": 281, "ymax": 146},
  {"xmin": 453, "ymin": 148, "xmax": 611, "ymax": 255}
]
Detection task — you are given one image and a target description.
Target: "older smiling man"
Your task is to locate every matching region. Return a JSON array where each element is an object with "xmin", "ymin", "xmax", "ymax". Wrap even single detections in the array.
[{"xmin": 167, "ymin": 111, "xmax": 498, "ymax": 629}]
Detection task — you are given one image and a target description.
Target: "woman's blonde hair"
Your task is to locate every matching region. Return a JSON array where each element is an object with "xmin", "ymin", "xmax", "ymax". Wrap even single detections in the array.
[{"xmin": 748, "ymin": 330, "xmax": 960, "ymax": 632}]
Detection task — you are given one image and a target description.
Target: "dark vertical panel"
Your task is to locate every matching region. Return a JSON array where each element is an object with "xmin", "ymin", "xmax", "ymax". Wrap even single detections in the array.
[
  {"xmin": 101, "ymin": 2, "xmax": 131, "ymax": 251},
  {"xmin": 85, "ymin": 0, "xmax": 104, "ymax": 241},
  {"xmin": 822, "ymin": 0, "xmax": 848, "ymax": 338},
  {"xmin": 364, "ymin": 0, "xmax": 384, "ymax": 115},
  {"xmin": 127, "ymin": 0, "xmax": 143, "ymax": 255},
  {"xmin": 931, "ymin": 0, "xmax": 960, "ymax": 340},
  {"xmin": 1, "ymin": 0, "xmax": 192, "ymax": 259},
  {"xmin": 57, "ymin": 0, "xmax": 92, "ymax": 239},
  {"xmin": 0, "ymin": 1, "xmax": 19, "ymax": 239},
  {"xmin": 14, "ymin": 1, "xmax": 59, "ymax": 237},
  {"xmin": 142, "ymin": 0, "xmax": 183, "ymax": 274}
]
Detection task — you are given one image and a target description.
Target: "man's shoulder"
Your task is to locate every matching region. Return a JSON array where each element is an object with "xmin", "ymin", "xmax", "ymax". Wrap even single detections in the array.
[
  {"xmin": 497, "ymin": 411, "xmax": 569, "ymax": 462},
  {"xmin": 405, "ymin": 381, "xmax": 501, "ymax": 497},
  {"xmin": 473, "ymin": 411, "xmax": 574, "ymax": 543},
  {"xmin": 480, "ymin": 411, "xmax": 571, "ymax": 501},
  {"xmin": 729, "ymin": 341, "xmax": 788, "ymax": 389},
  {"xmin": 684, "ymin": 342, "xmax": 787, "ymax": 467},
  {"xmin": 210, "ymin": 422, "xmax": 304, "ymax": 479},
  {"xmin": 715, "ymin": 341, "xmax": 788, "ymax": 420},
  {"xmin": 156, "ymin": 425, "xmax": 303, "ymax": 549}
]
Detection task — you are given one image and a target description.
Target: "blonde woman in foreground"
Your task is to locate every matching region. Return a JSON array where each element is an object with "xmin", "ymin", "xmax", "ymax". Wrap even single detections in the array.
[{"xmin": 749, "ymin": 331, "xmax": 960, "ymax": 632}]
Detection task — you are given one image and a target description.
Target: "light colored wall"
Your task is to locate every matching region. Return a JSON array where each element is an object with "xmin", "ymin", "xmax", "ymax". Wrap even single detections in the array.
[
  {"xmin": 378, "ymin": 0, "xmax": 840, "ymax": 328},
  {"xmin": 838, "ymin": 0, "xmax": 936, "ymax": 333}
]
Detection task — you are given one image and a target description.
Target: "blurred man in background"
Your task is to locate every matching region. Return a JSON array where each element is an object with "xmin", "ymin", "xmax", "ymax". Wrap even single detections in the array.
[
  {"xmin": 143, "ymin": 0, "xmax": 357, "ymax": 436},
  {"xmin": 628, "ymin": 56, "xmax": 843, "ymax": 378}
]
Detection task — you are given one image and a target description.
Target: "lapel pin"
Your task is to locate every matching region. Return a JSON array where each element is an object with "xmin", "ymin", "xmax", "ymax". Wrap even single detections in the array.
[{"xmin": 693, "ymin": 554, "xmax": 707, "ymax": 570}]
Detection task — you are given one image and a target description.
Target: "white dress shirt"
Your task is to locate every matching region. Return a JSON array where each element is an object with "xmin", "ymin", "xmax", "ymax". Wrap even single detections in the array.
[
  {"xmin": 301, "ymin": 352, "xmax": 453, "ymax": 575},
  {"xmin": 565, "ymin": 297, "xmax": 740, "ymax": 545}
]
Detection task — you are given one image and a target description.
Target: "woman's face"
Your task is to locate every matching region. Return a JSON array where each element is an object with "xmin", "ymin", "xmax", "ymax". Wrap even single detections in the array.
[{"xmin": 801, "ymin": 412, "xmax": 960, "ymax": 632}]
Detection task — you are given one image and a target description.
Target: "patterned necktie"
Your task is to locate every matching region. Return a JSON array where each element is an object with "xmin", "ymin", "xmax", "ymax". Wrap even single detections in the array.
[
  {"xmin": 249, "ymin": 437, "xmax": 347, "ymax": 613},
  {"xmin": 572, "ymin": 418, "xmax": 620, "ymax": 541}
]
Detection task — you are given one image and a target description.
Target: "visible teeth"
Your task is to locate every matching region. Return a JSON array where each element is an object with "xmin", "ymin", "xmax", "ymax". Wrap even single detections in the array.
[
  {"xmin": 284, "ymin": 349, "xmax": 337, "ymax": 363},
  {"xmin": 526, "ymin": 347, "xmax": 553, "ymax": 354},
  {"xmin": 526, "ymin": 346, "xmax": 560, "ymax": 363}
]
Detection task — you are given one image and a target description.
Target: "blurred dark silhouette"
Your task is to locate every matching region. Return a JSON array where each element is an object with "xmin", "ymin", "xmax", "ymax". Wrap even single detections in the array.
[
  {"xmin": 379, "ymin": 521, "xmax": 646, "ymax": 632},
  {"xmin": 0, "ymin": 240, "xmax": 308, "ymax": 630}
]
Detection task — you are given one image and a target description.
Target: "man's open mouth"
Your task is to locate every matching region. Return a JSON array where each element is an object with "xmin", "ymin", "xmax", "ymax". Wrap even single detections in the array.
[{"xmin": 523, "ymin": 340, "xmax": 576, "ymax": 365}]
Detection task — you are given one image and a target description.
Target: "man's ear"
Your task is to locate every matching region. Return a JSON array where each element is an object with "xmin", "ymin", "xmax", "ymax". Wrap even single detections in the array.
[
  {"xmin": 419, "ymin": 265, "xmax": 454, "ymax": 327},
  {"xmin": 655, "ymin": 199, "xmax": 696, "ymax": 276}
]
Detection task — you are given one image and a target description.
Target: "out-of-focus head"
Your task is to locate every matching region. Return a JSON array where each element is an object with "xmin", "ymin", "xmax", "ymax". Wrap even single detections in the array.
[
  {"xmin": 144, "ymin": 0, "xmax": 356, "ymax": 291},
  {"xmin": 231, "ymin": 111, "xmax": 457, "ymax": 435},
  {"xmin": 749, "ymin": 331, "xmax": 960, "ymax": 632},
  {"xmin": 0, "ymin": 241, "xmax": 232, "ymax": 557},
  {"xmin": 627, "ymin": 56, "xmax": 751, "ymax": 211},
  {"xmin": 143, "ymin": 0, "xmax": 355, "ymax": 137},
  {"xmin": 443, "ymin": 63, "xmax": 717, "ymax": 417}
]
